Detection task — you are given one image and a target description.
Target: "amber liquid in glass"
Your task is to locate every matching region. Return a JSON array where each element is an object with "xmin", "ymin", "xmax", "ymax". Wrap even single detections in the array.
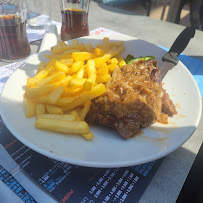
[
  {"xmin": 61, "ymin": 9, "xmax": 89, "ymax": 41},
  {"xmin": 0, "ymin": 15, "xmax": 31, "ymax": 61}
]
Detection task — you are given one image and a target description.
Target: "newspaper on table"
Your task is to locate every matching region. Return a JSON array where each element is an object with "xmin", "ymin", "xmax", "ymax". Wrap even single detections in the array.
[{"xmin": 0, "ymin": 26, "xmax": 203, "ymax": 203}]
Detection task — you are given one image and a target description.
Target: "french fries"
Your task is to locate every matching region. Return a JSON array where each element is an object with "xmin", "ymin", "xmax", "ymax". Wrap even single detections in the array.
[
  {"xmin": 36, "ymin": 104, "xmax": 45, "ymax": 116},
  {"xmin": 46, "ymin": 104, "xmax": 63, "ymax": 114},
  {"xmin": 25, "ymin": 37, "xmax": 126, "ymax": 140},
  {"xmin": 61, "ymin": 84, "xmax": 106, "ymax": 111},
  {"xmin": 36, "ymin": 118, "xmax": 89, "ymax": 134},
  {"xmin": 69, "ymin": 110, "xmax": 94, "ymax": 139},
  {"xmin": 26, "ymin": 100, "xmax": 36, "ymax": 118},
  {"xmin": 83, "ymin": 59, "xmax": 96, "ymax": 90},
  {"xmin": 26, "ymin": 84, "xmax": 57, "ymax": 99},
  {"xmin": 47, "ymin": 86, "xmax": 64, "ymax": 104},
  {"xmin": 71, "ymin": 60, "xmax": 84, "ymax": 73},
  {"xmin": 80, "ymin": 101, "xmax": 91, "ymax": 120},
  {"xmin": 37, "ymin": 114, "xmax": 76, "ymax": 121}
]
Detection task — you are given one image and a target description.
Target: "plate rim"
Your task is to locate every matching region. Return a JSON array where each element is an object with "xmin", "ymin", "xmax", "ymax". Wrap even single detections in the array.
[{"xmin": 0, "ymin": 35, "xmax": 202, "ymax": 168}]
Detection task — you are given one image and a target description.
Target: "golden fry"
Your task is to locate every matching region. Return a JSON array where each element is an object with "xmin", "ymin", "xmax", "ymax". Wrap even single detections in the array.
[
  {"xmin": 63, "ymin": 87, "xmax": 83, "ymax": 96},
  {"xmin": 94, "ymin": 48, "xmax": 105, "ymax": 56},
  {"xmin": 35, "ymin": 118, "xmax": 90, "ymax": 134},
  {"xmin": 36, "ymin": 104, "xmax": 45, "ymax": 116},
  {"xmin": 69, "ymin": 110, "xmax": 81, "ymax": 120},
  {"xmin": 37, "ymin": 62, "xmax": 46, "ymax": 73},
  {"xmin": 62, "ymin": 83, "xmax": 106, "ymax": 111},
  {"xmin": 101, "ymin": 37, "xmax": 110, "ymax": 49},
  {"xmin": 27, "ymin": 78, "xmax": 41, "ymax": 88},
  {"xmin": 78, "ymin": 43, "xmax": 86, "ymax": 51},
  {"xmin": 81, "ymin": 131, "xmax": 94, "ymax": 140},
  {"xmin": 116, "ymin": 54, "xmax": 126, "ymax": 67},
  {"xmin": 45, "ymin": 55, "xmax": 54, "ymax": 59},
  {"xmin": 72, "ymin": 39, "xmax": 79, "ymax": 46},
  {"xmin": 51, "ymin": 46, "xmax": 68, "ymax": 55},
  {"xmin": 80, "ymin": 101, "xmax": 91, "ymax": 120},
  {"xmin": 26, "ymin": 100, "xmax": 36, "ymax": 118},
  {"xmin": 56, "ymin": 95, "xmax": 79, "ymax": 107},
  {"xmin": 86, "ymin": 43, "xmax": 94, "ymax": 52},
  {"xmin": 107, "ymin": 64, "xmax": 116, "ymax": 72},
  {"xmin": 96, "ymin": 74, "xmax": 111, "ymax": 83},
  {"xmin": 55, "ymin": 61, "xmax": 69, "ymax": 73},
  {"xmin": 68, "ymin": 78, "xmax": 86, "ymax": 88},
  {"xmin": 70, "ymin": 61, "xmax": 84, "ymax": 73},
  {"xmin": 72, "ymin": 52, "xmax": 94, "ymax": 61},
  {"xmin": 60, "ymin": 59, "xmax": 73, "ymax": 67},
  {"xmin": 36, "ymin": 72, "xmax": 65, "ymax": 87},
  {"xmin": 54, "ymin": 49, "xmax": 79, "ymax": 60},
  {"xmin": 37, "ymin": 114, "xmax": 76, "ymax": 121},
  {"xmin": 75, "ymin": 66, "xmax": 85, "ymax": 79},
  {"xmin": 83, "ymin": 59, "xmax": 96, "ymax": 90},
  {"xmin": 26, "ymin": 95, "xmax": 48, "ymax": 104},
  {"xmin": 54, "ymin": 75, "xmax": 72, "ymax": 87},
  {"xmin": 98, "ymin": 64, "xmax": 109, "ymax": 76},
  {"xmin": 47, "ymin": 86, "xmax": 64, "ymax": 104},
  {"xmin": 26, "ymin": 84, "xmax": 56, "ymax": 99},
  {"xmin": 94, "ymin": 54, "xmax": 111, "ymax": 68},
  {"xmin": 58, "ymin": 40, "xmax": 67, "ymax": 46},
  {"xmin": 34, "ymin": 59, "xmax": 56, "ymax": 79},
  {"xmin": 110, "ymin": 41, "xmax": 123, "ymax": 47},
  {"xmin": 107, "ymin": 57, "xmax": 118, "ymax": 65},
  {"xmin": 82, "ymin": 79, "xmax": 93, "ymax": 91},
  {"xmin": 51, "ymin": 43, "xmax": 82, "ymax": 55},
  {"xmin": 86, "ymin": 60, "xmax": 96, "ymax": 78},
  {"xmin": 46, "ymin": 104, "xmax": 63, "ymax": 114},
  {"xmin": 69, "ymin": 110, "xmax": 94, "ymax": 139},
  {"xmin": 107, "ymin": 44, "xmax": 125, "ymax": 58},
  {"xmin": 96, "ymin": 43, "xmax": 101, "ymax": 48}
]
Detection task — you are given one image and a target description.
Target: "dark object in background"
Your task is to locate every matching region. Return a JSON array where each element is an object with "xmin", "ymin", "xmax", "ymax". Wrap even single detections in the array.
[{"xmin": 175, "ymin": 0, "xmax": 203, "ymax": 30}]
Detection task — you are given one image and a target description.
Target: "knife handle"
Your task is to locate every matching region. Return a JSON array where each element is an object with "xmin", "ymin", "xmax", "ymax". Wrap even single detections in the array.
[{"xmin": 162, "ymin": 26, "xmax": 195, "ymax": 65}]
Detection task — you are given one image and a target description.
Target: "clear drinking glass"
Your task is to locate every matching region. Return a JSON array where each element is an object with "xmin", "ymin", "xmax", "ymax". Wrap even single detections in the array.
[
  {"xmin": 59, "ymin": 0, "xmax": 90, "ymax": 41},
  {"xmin": 27, "ymin": 0, "xmax": 51, "ymax": 29},
  {"xmin": 0, "ymin": 0, "xmax": 31, "ymax": 62}
]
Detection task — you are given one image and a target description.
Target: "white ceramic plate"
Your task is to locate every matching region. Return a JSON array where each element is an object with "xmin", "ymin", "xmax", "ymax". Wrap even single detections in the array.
[{"xmin": 0, "ymin": 35, "xmax": 202, "ymax": 168}]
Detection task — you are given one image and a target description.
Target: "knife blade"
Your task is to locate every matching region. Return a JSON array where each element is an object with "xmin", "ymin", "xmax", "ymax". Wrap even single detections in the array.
[{"xmin": 160, "ymin": 26, "xmax": 195, "ymax": 79}]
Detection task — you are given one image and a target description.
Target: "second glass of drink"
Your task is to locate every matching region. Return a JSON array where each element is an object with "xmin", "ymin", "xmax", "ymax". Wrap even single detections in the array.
[
  {"xmin": 59, "ymin": 0, "xmax": 90, "ymax": 41},
  {"xmin": 0, "ymin": 0, "xmax": 31, "ymax": 62}
]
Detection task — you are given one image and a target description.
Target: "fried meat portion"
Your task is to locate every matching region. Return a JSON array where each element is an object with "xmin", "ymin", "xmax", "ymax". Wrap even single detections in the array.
[{"xmin": 86, "ymin": 60, "xmax": 177, "ymax": 138}]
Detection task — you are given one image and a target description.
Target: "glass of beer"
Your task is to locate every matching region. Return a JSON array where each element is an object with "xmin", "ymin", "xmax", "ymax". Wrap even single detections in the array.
[
  {"xmin": 59, "ymin": 0, "xmax": 90, "ymax": 41},
  {"xmin": 0, "ymin": 0, "xmax": 31, "ymax": 62}
]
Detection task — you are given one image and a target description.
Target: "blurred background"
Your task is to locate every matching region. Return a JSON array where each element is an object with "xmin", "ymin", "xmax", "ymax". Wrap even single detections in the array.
[{"xmin": 92, "ymin": 0, "xmax": 203, "ymax": 30}]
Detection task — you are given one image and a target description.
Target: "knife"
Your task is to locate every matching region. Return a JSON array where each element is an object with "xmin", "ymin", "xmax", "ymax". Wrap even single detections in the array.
[{"xmin": 160, "ymin": 26, "xmax": 195, "ymax": 79}]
